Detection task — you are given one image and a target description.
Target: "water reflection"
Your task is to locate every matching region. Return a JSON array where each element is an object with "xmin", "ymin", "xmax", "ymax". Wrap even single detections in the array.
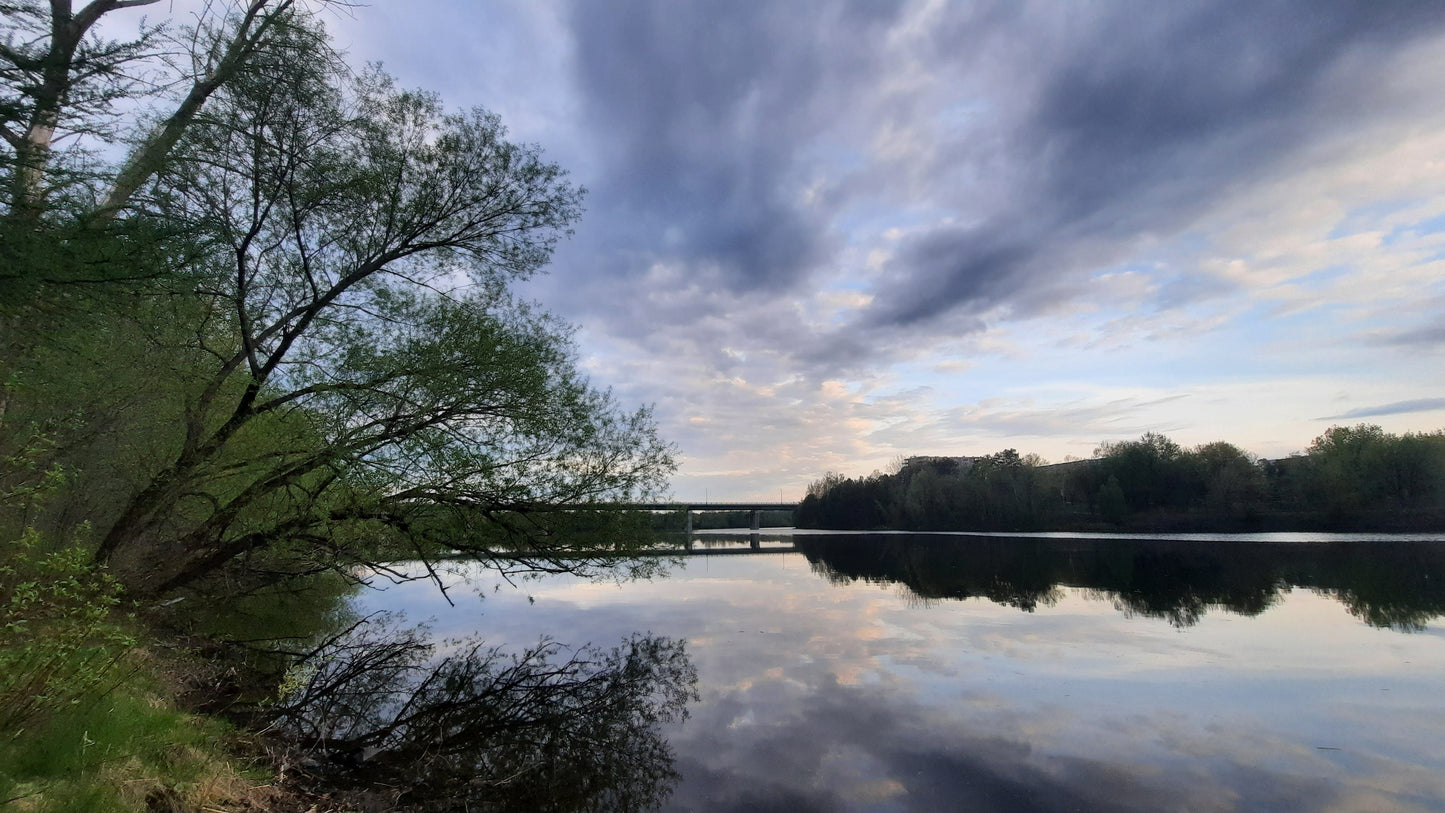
[
  {"xmin": 262, "ymin": 615, "xmax": 698, "ymax": 811},
  {"xmin": 163, "ymin": 573, "xmax": 700, "ymax": 811},
  {"xmin": 795, "ymin": 534, "xmax": 1445, "ymax": 630},
  {"xmin": 357, "ymin": 535, "xmax": 1445, "ymax": 812},
  {"xmin": 683, "ymin": 533, "xmax": 795, "ymax": 553}
]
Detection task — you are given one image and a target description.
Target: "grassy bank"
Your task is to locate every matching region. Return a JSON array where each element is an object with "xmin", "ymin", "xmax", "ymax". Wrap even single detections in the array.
[
  {"xmin": 0, "ymin": 665, "xmax": 267, "ymax": 812},
  {"xmin": 1, "ymin": 538, "xmax": 275, "ymax": 812}
]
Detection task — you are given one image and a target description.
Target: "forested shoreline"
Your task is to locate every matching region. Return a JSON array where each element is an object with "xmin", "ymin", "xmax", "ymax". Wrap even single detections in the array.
[{"xmin": 796, "ymin": 426, "xmax": 1445, "ymax": 533}]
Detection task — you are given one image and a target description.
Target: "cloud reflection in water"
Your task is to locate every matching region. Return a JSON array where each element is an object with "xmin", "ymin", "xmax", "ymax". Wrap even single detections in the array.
[{"xmin": 357, "ymin": 535, "xmax": 1445, "ymax": 811}]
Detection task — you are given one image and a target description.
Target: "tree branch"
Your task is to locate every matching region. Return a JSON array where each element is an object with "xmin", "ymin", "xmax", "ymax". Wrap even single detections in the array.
[{"xmin": 94, "ymin": 0, "xmax": 295, "ymax": 222}]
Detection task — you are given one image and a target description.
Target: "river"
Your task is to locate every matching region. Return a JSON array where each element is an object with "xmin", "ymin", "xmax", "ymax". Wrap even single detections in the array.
[{"xmin": 352, "ymin": 530, "xmax": 1445, "ymax": 812}]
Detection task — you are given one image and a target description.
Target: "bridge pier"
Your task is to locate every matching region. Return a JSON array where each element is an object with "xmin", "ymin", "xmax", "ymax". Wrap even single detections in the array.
[
  {"xmin": 750, "ymin": 509, "xmax": 761, "ymax": 531},
  {"xmin": 684, "ymin": 508, "xmax": 692, "ymax": 536}
]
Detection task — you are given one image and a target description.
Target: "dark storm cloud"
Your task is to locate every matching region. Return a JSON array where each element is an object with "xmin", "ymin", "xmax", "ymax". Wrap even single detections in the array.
[
  {"xmin": 867, "ymin": 0, "xmax": 1445, "ymax": 328},
  {"xmin": 1320, "ymin": 398, "xmax": 1445, "ymax": 420},
  {"xmin": 566, "ymin": 0, "xmax": 898, "ymax": 291},
  {"xmin": 558, "ymin": 0, "xmax": 1445, "ymax": 365}
]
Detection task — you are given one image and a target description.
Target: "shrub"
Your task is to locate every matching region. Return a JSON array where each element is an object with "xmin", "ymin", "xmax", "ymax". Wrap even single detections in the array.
[{"xmin": 0, "ymin": 529, "xmax": 135, "ymax": 735}]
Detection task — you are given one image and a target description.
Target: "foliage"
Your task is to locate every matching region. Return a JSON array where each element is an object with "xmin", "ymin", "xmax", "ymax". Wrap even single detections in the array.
[
  {"xmin": 1303, "ymin": 424, "xmax": 1445, "ymax": 518},
  {"xmin": 800, "ymin": 452, "xmax": 1061, "ymax": 531},
  {"xmin": 0, "ymin": 530, "xmax": 133, "ymax": 735},
  {"xmin": 0, "ymin": 494, "xmax": 254, "ymax": 810},
  {"xmin": 0, "ymin": 429, "xmax": 133, "ymax": 735},
  {"xmin": 1195, "ymin": 441, "xmax": 1266, "ymax": 514},
  {"xmin": 797, "ymin": 426, "xmax": 1445, "ymax": 532},
  {"xmin": 1, "ymin": 3, "xmax": 674, "ymax": 601},
  {"xmin": 1, "ymin": 0, "xmax": 312, "ymax": 225},
  {"xmin": 1096, "ymin": 475, "xmax": 1127, "ymax": 525},
  {"xmin": 2, "ymin": 2, "xmax": 683, "ymax": 804},
  {"xmin": 1093, "ymin": 432, "xmax": 1193, "ymax": 511}
]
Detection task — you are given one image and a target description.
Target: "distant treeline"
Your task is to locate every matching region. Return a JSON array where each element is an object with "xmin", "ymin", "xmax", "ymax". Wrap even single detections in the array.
[{"xmin": 795, "ymin": 425, "xmax": 1445, "ymax": 532}]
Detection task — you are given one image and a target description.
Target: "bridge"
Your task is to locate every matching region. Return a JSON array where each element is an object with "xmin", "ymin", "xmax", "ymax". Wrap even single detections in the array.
[{"xmin": 628, "ymin": 502, "xmax": 798, "ymax": 534}]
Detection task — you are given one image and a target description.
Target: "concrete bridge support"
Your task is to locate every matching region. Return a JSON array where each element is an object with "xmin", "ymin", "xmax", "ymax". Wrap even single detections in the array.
[{"xmin": 750, "ymin": 509, "xmax": 761, "ymax": 531}]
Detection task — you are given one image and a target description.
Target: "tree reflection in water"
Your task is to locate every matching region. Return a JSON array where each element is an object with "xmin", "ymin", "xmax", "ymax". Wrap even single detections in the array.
[
  {"xmin": 796, "ymin": 535, "xmax": 1445, "ymax": 631},
  {"xmin": 262, "ymin": 615, "xmax": 698, "ymax": 811}
]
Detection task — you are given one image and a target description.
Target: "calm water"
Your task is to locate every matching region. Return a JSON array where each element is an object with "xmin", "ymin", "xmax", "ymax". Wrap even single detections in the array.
[{"xmin": 357, "ymin": 532, "xmax": 1445, "ymax": 812}]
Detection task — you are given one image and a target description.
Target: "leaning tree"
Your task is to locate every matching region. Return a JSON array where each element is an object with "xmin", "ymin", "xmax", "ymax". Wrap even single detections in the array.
[{"xmin": 1, "ymin": 2, "xmax": 674, "ymax": 597}]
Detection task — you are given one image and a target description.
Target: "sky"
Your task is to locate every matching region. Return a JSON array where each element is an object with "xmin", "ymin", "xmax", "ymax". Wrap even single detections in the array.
[{"xmin": 320, "ymin": 0, "xmax": 1445, "ymax": 501}]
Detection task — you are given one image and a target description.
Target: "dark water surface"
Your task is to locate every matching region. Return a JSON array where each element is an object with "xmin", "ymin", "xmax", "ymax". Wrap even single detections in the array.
[{"xmin": 358, "ymin": 532, "xmax": 1445, "ymax": 812}]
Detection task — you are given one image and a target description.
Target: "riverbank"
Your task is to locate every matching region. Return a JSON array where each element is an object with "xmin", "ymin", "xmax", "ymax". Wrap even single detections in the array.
[
  {"xmin": 0, "ymin": 633, "xmax": 274, "ymax": 811},
  {"xmin": 0, "ymin": 554, "xmax": 355, "ymax": 812}
]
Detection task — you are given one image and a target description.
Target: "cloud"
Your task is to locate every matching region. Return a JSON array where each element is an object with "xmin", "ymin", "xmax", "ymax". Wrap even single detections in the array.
[
  {"xmin": 562, "ymin": 0, "xmax": 899, "ymax": 293},
  {"xmin": 1374, "ymin": 323, "xmax": 1445, "ymax": 348},
  {"xmin": 1320, "ymin": 398, "xmax": 1445, "ymax": 420},
  {"xmin": 546, "ymin": 0, "xmax": 1445, "ymax": 356},
  {"xmin": 335, "ymin": 1, "xmax": 1445, "ymax": 499},
  {"xmin": 861, "ymin": 0, "xmax": 1445, "ymax": 329}
]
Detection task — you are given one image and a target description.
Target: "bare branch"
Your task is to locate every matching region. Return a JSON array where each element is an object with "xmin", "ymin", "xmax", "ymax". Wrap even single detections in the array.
[{"xmin": 95, "ymin": 0, "xmax": 299, "ymax": 221}]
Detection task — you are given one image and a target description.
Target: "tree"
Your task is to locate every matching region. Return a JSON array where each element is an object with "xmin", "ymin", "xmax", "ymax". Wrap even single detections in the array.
[
  {"xmin": 1193, "ymin": 441, "xmax": 1264, "ymax": 515},
  {"xmin": 1, "ymin": 0, "xmax": 306, "ymax": 225},
  {"xmin": 1095, "ymin": 432, "xmax": 1196, "ymax": 511},
  {"xmin": 1, "ymin": 6, "xmax": 675, "ymax": 597},
  {"xmin": 966, "ymin": 449, "xmax": 1044, "ymax": 529},
  {"xmin": 2, "ymin": 1, "xmax": 316, "ymax": 400},
  {"xmin": 1097, "ymin": 474, "xmax": 1127, "ymax": 525},
  {"xmin": 805, "ymin": 471, "xmax": 847, "ymax": 498},
  {"xmin": 1304, "ymin": 424, "xmax": 1445, "ymax": 517}
]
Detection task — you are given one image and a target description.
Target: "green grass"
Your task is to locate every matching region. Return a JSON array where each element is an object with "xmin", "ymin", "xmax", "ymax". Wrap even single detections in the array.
[
  {"xmin": 0, "ymin": 537, "xmax": 270, "ymax": 812},
  {"xmin": 0, "ymin": 657, "xmax": 262, "ymax": 813}
]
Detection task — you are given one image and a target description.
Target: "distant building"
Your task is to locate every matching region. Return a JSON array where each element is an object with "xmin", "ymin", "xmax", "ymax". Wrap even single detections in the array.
[{"xmin": 900, "ymin": 455, "xmax": 979, "ymax": 476}]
